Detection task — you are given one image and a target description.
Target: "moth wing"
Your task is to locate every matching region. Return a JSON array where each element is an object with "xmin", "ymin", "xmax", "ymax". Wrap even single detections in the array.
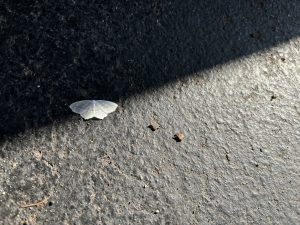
[
  {"xmin": 69, "ymin": 100, "xmax": 93, "ymax": 114},
  {"xmin": 94, "ymin": 100, "xmax": 118, "ymax": 114}
]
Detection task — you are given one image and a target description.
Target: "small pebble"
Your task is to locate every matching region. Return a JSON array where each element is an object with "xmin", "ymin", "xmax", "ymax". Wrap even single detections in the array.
[
  {"xmin": 173, "ymin": 132, "xmax": 185, "ymax": 142},
  {"xmin": 154, "ymin": 210, "xmax": 160, "ymax": 214},
  {"xmin": 148, "ymin": 121, "xmax": 160, "ymax": 131}
]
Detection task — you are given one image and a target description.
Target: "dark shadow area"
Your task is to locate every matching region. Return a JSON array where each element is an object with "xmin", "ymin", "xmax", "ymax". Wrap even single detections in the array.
[{"xmin": 0, "ymin": 0, "xmax": 299, "ymax": 137}]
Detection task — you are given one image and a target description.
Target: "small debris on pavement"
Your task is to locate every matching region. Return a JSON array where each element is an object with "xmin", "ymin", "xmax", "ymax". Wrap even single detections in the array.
[
  {"xmin": 223, "ymin": 15, "xmax": 232, "ymax": 24},
  {"xmin": 226, "ymin": 154, "xmax": 230, "ymax": 162},
  {"xmin": 148, "ymin": 121, "xmax": 160, "ymax": 131},
  {"xmin": 270, "ymin": 95, "xmax": 277, "ymax": 101},
  {"xmin": 20, "ymin": 197, "xmax": 49, "ymax": 208},
  {"xmin": 250, "ymin": 31, "xmax": 263, "ymax": 40},
  {"xmin": 173, "ymin": 132, "xmax": 185, "ymax": 142}
]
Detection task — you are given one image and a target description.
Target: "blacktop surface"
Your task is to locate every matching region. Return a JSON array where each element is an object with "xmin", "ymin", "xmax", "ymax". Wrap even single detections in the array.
[{"xmin": 0, "ymin": 1, "xmax": 300, "ymax": 224}]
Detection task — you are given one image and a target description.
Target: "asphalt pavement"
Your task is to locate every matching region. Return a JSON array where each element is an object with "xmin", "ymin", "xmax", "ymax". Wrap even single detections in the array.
[{"xmin": 0, "ymin": 1, "xmax": 300, "ymax": 224}]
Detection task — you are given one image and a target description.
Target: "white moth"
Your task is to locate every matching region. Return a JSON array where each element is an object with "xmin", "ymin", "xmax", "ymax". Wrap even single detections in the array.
[{"xmin": 69, "ymin": 100, "xmax": 118, "ymax": 120}]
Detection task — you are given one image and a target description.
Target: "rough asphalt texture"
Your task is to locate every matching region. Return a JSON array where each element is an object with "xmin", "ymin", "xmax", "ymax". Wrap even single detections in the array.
[{"xmin": 1, "ymin": 1, "xmax": 300, "ymax": 224}]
